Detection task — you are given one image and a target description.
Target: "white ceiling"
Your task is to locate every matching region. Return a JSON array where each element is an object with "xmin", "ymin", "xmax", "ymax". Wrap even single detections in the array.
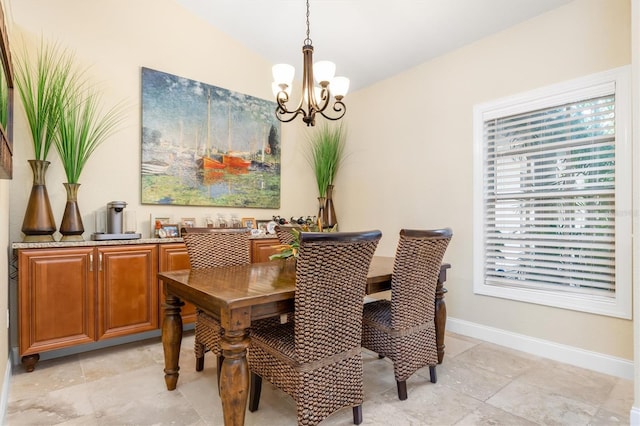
[{"xmin": 175, "ymin": 0, "xmax": 573, "ymax": 92}]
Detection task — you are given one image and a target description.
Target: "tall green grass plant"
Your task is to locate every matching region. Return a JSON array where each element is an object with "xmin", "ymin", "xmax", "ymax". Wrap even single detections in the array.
[
  {"xmin": 305, "ymin": 122, "xmax": 347, "ymax": 197},
  {"xmin": 14, "ymin": 39, "xmax": 80, "ymax": 161}
]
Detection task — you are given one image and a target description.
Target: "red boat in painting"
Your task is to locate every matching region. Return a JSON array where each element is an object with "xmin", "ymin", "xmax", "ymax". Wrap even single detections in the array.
[
  {"xmin": 222, "ymin": 154, "xmax": 251, "ymax": 168},
  {"xmin": 199, "ymin": 156, "xmax": 226, "ymax": 169}
]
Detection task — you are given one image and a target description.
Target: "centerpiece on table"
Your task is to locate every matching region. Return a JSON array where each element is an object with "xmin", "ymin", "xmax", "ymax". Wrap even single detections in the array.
[{"xmin": 305, "ymin": 122, "xmax": 347, "ymax": 229}]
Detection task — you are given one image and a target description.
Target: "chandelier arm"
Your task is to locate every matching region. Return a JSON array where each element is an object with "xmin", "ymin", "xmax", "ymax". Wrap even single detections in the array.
[{"xmin": 318, "ymin": 100, "xmax": 346, "ymax": 121}]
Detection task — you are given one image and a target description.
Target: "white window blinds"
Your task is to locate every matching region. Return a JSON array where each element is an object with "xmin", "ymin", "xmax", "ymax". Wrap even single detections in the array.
[{"xmin": 473, "ymin": 67, "xmax": 631, "ymax": 318}]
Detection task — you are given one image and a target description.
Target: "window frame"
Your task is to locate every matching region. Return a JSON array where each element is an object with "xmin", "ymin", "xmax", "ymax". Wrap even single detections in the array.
[{"xmin": 473, "ymin": 66, "xmax": 632, "ymax": 319}]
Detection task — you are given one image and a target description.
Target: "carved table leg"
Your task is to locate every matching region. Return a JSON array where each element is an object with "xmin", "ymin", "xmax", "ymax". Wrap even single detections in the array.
[
  {"xmin": 21, "ymin": 354, "xmax": 40, "ymax": 372},
  {"xmin": 219, "ymin": 306, "xmax": 251, "ymax": 426},
  {"xmin": 162, "ymin": 294, "xmax": 184, "ymax": 390},
  {"xmin": 435, "ymin": 264, "xmax": 451, "ymax": 364}
]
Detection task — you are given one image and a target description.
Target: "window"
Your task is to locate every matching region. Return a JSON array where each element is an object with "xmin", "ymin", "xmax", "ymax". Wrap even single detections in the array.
[{"xmin": 473, "ymin": 67, "xmax": 631, "ymax": 319}]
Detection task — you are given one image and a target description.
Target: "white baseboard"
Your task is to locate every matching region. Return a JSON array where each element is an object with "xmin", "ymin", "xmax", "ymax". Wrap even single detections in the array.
[
  {"xmin": 446, "ymin": 317, "xmax": 634, "ymax": 380},
  {"xmin": 0, "ymin": 357, "xmax": 11, "ymax": 424},
  {"xmin": 630, "ymin": 406, "xmax": 640, "ymax": 425}
]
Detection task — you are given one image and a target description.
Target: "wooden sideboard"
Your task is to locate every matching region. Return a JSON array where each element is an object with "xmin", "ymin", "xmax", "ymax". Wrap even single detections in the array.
[{"xmin": 14, "ymin": 237, "xmax": 279, "ymax": 372}]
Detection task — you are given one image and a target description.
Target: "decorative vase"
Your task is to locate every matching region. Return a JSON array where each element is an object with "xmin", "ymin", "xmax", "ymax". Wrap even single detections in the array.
[
  {"xmin": 317, "ymin": 196, "xmax": 326, "ymax": 229},
  {"xmin": 59, "ymin": 183, "xmax": 85, "ymax": 241},
  {"xmin": 21, "ymin": 159, "xmax": 56, "ymax": 242},
  {"xmin": 324, "ymin": 184, "xmax": 337, "ymax": 228}
]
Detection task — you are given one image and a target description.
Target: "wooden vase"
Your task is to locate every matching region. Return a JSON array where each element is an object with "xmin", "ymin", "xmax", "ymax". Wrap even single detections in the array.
[
  {"xmin": 324, "ymin": 184, "xmax": 337, "ymax": 229},
  {"xmin": 317, "ymin": 196, "xmax": 326, "ymax": 229},
  {"xmin": 21, "ymin": 159, "xmax": 56, "ymax": 242},
  {"xmin": 59, "ymin": 182, "xmax": 84, "ymax": 241}
]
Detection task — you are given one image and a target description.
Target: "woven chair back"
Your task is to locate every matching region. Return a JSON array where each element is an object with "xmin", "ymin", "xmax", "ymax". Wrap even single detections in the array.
[
  {"xmin": 274, "ymin": 225, "xmax": 301, "ymax": 245},
  {"xmin": 182, "ymin": 227, "xmax": 251, "ymax": 269},
  {"xmin": 294, "ymin": 230, "xmax": 381, "ymax": 363},
  {"xmin": 390, "ymin": 228, "xmax": 452, "ymax": 329}
]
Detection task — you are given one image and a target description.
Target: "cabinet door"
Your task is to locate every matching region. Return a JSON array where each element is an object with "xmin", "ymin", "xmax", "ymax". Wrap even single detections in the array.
[
  {"xmin": 97, "ymin": 245, "xmax": 158, "ymax": 339},
  {"xmin": 251, "ymin": 238, "xmax": 280, "ymax": 263},
  {"xmin": 158, "ymin": 243, "xmax": 196, "ymax": 324},
  {"xmin": 18, "ymin": 248, "xmax": 96, "ymax": 356}
]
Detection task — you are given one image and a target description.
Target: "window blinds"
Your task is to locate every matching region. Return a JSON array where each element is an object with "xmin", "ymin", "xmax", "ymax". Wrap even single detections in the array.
[{"xmin": 482, "ymin": 94, "xmax": 616, "ymax": 297}]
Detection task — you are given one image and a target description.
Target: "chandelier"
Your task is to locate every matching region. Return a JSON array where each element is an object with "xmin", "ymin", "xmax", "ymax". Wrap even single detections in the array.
[{"xmin": 271, "ymin": 0, "xmax": 349, "ymax": 126}]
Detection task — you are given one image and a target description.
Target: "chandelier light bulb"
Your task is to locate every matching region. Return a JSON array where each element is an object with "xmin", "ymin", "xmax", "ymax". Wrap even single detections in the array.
[
  {"xmin": 331, "ymin": 76, "xmax": 350, "ymax": 99},
  {"xmin": 272, "ymin": 64, "xmax": 295, "ymax": 86},
  {"xmin": 313, "ymin": 61, "xmax": 336, "ymax": 86}
]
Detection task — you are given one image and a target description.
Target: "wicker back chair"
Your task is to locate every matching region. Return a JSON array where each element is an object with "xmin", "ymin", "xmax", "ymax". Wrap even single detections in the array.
[
  {"xmin": 248, "ymin": 230, "xmax": 382, "ymax": 426},
  {"xmin": 274, "ymin": 224, "xmax": 301, "ymax": 245},
  {"xmin": 181, "ymin": 227, "xmax": 251, "ymax": 377},
  {"xmin": 362, "ymin": 228, "xmax": 452, "ymax": 400}
]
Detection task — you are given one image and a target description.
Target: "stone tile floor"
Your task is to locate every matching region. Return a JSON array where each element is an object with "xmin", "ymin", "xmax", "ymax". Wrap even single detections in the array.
[{"xmin": 5, "ymin": 331, "xmax": 633, "ymax": 425}]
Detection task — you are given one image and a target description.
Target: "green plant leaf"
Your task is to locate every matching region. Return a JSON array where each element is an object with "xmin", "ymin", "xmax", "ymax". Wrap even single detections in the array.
[{"xmin": 304, "ymin": 122, "xmax": 347, "ymax": 197}]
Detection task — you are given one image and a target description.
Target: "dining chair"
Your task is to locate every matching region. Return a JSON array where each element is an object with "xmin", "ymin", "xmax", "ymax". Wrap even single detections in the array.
[
  {"xmin": 181, "ymin": 228, "xmax": 252, "ymax": 380},
  {"xmin": 274, "ymin": 224, "xmax": 301, "ymax": 245},
  {"xmin": 361, "ymin": 228, "xmax": 452, "ymax": 400},
  {"xmin": 248, "ymin": 230, "xmax": 382, "ymax": 426}
]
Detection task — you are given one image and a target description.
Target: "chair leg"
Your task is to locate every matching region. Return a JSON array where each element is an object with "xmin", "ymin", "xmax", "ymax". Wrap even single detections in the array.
[
  {"xmin": 249, "ymin": 372, "xmax": 262, "ymax": 412},
  {"xmin": 195, "ymin": 341, "xmax": 205, "ymax": 372},
  {"xmin": 397, "ymin": 380, "xmax": 407, "ymax": 400},
  {"xmin": 429, "ymin": 365, "xmax": 437, "ymax": 383},
  {"xmin": 353, "ymin": 405, "xmax": 363, "ymax": 425}
]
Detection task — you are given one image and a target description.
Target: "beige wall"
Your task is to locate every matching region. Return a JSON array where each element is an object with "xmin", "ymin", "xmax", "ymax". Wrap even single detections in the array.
[{"xmin": 341, "ymin": 0, "xmax": 633, "ymax": 360}]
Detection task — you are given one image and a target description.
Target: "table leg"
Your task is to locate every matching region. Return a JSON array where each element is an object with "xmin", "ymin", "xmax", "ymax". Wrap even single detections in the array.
[
  {"xmin": 219, "ymin": 328, "xmax": 251, "ymax": 426},
  {"xmin": 162, "ymin": 293, "xmax": 184, "ymax": 390}
]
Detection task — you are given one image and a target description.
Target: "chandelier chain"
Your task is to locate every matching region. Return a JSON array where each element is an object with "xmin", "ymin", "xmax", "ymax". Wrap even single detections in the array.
[{"xmin": 304, "ymin": 0, "xmax": 312, "ymax": 46}]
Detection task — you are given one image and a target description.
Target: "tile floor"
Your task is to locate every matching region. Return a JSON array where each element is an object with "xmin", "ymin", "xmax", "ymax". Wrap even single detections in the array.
[{"xmin": 5, "ymin": 331, "xmax": 633, "ymax": 425}]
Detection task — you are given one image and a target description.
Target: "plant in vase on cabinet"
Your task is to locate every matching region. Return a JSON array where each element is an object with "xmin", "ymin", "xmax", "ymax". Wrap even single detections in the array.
[
  {"xmin": 15, "ymin": 39, "xmax": 126, "ymax": 242},
  {"xmin": 305, "ymin": 121, "xmax": 347, "ymax": 229},
  {"xmin": 14, "ymin": 40, "xmax": 79, "ymax": 242},
  {"xmin": 54, "ymin": 74, "xmax": 126, "ymax": 241}
]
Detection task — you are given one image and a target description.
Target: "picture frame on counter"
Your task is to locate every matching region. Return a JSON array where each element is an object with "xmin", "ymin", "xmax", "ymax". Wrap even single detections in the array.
[
  {"xmin": 241, "ymin": 217, "xmax": 256, "ymax": 229},
  {"xmin": 161, "ymin": 224, "xmax": 180, "ymax": 238}
]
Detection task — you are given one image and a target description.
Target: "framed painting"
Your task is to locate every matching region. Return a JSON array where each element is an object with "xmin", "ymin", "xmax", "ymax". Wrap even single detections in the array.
[{"xmin": 141, "ymin": 67, "xmax": 281, "ymax": 208}]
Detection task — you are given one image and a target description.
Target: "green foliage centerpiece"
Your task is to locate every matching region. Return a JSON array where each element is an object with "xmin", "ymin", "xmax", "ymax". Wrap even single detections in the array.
[{"xmin": 305, "ymin": 122, "xmax": 346, "ymax": 229}]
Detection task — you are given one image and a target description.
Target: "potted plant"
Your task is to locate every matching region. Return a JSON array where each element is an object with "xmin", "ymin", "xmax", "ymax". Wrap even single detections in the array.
[
  {"xmin": 54, "ymin": 64, "xmax": 126, "ymax": 241},
  {"xmin": 305, "ymin": 122, "xmax": 347, "ymax": 228},
  {"xmin": 14, "ymin": 40, "xmax": 80, "ymax": 241}
]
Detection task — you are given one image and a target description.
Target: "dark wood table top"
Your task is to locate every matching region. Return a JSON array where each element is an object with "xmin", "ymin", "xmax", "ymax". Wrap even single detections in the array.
[{"xmin": 159, "ymin": 256, "xmax": 396, "ymax": 320}]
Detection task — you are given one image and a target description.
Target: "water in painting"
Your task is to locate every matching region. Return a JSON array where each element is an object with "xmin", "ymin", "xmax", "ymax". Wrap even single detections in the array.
[{"xmin": 141, "ymin": 67, "xmax": 281, "ymax": 208}]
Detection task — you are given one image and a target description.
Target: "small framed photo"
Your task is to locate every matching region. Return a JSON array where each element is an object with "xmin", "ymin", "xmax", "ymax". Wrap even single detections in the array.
[
  {"xmin": 241, "ymin": 217, "xmax": 256, "ymax": 229},
  {"xmin": 181, "ymin": 217, "xmax": 196, "ymax": 229},
  {"xmin": 162, "ymin": 224, "xmax": 180, "ymax": 238},
  {"xmin": 256, "ymin": 219, "xmax": 270, "ymax": 232},
  {"xmin": 151, "ymin": 215, "xmax": 172, "ymax": 238}
]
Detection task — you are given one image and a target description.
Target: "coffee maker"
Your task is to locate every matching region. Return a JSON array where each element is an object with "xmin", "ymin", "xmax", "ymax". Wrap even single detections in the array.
[{"xmin": 91, "ymin": 201, "xmax": 141, "ymax": 240}]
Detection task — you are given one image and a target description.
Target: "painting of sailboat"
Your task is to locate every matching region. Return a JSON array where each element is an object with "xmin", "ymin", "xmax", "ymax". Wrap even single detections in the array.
[{"xmin": 141, "ymin": 67, "xmax": 281, "ymax": 208}]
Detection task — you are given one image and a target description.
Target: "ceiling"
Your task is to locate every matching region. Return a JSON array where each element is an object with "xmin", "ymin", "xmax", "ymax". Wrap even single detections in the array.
[{"xmin": 175, "ymin": 0, "xmax": 573, "ymax": 92}]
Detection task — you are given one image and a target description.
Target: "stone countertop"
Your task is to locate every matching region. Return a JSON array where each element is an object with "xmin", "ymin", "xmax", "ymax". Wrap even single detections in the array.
[{"xmin": 11, "ymin": 233, "xmax": 278, "ymax": 250}]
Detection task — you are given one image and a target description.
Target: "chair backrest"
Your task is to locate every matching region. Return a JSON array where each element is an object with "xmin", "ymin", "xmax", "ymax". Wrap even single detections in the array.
[
  {"xmin": 391, "ymin": 228, "xmax": 452, "ymax": 329},
  {"xmin": 181, "ymin": 227, "xmax": 251, "ymax": 269},
  {"xmin": 274, "ymin": 225, "xmax": 301, "ymax": 245},
  {"xmin": 294, "ymin": 230, "xmax": 382, "ymax": 363}
]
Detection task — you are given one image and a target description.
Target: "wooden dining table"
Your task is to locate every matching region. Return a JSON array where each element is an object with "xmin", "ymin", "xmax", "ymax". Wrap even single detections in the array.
[{"xmin": 159, "ymin": 256, "xmax": 451, "ymax": 426}]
